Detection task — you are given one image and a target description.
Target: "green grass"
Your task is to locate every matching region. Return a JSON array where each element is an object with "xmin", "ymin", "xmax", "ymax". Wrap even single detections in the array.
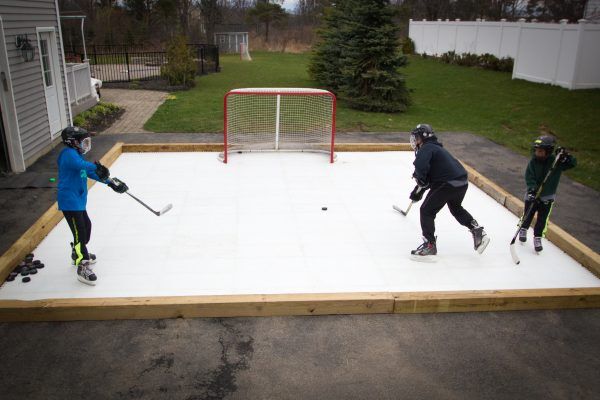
[{"xmin": 145, "ymin": 52, "xmax": 600, "ymax": 190}]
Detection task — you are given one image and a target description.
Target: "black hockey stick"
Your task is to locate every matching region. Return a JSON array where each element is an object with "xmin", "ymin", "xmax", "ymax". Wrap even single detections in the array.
[
  {"xmin": 509, "ymin": 150, "xmax": 563, "ymax": 264},
  {"xmin": 110, "ymin": 178, "xmax": 173, "ymax": 217}
]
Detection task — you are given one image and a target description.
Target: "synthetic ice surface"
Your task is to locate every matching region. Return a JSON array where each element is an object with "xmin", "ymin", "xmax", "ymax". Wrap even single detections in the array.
[{"xmin": 1, "ymin": 152, "xmax": 598, "ymax": 300}]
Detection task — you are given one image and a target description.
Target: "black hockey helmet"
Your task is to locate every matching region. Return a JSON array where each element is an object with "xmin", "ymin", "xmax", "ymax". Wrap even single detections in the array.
[
  {"xmin": 410, "ymin": 123, "xmax": 436, "ymax": 150},
  {"xmin": 61, "ymin": 126, "xmax": 91, "ymax": 154},
  {"xmin": 533, "ymin": 135, "xmax": 555, "ymax": 153}
]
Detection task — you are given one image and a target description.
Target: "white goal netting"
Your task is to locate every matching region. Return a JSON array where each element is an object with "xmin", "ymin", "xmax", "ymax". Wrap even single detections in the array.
[{"xmin": 222, "ymin": 88, "xmax": 336, "ymax": 163}]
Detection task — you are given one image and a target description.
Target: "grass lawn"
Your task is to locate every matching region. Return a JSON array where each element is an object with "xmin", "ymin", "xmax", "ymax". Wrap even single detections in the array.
[{"xmin": 145, "ymin": 52, "xmax": 600, "ymax": 190}]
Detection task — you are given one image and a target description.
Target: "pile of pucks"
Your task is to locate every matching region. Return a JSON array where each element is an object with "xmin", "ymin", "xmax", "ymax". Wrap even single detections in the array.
[{"xmin": 5, "ymin": 253, "xmax": 45, "ymax": 283}]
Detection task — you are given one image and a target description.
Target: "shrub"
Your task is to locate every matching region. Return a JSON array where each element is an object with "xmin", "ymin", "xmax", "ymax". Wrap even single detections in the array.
[
  {"xmin": 436, "ymin": 51, "xmax": 514, "ymax": 72},
  {"xmin": 161, "ymin": 35, "xmax": 196, "ymax": 87},
  {"xmin": 73, "ymin": 102, "xmax": 121, "ymax": 131},
  {"xmin": 401, "ymin": 37, "xmax": 415, "ymax": 55}
]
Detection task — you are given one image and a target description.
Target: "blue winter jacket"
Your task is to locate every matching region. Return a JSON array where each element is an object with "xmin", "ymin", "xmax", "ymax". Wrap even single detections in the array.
[
  {"xmin": 413, "ymin": 138, "xmax": 468, "ymax": 186},
  {"xmin": 57, "ymin": 147, "xmax": 106, "ymax": 211}
]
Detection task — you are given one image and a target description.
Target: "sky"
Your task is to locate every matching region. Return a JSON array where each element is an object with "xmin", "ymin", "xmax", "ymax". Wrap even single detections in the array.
[{"xmin": 282, "ymin": 0, "xmax": 299, "ymax": 12}]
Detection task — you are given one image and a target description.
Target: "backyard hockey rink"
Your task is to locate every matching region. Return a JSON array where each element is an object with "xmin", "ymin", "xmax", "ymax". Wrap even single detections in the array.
[{"xmin": 1, "ymin": 150, "xmax": 599, "ymax": 305}]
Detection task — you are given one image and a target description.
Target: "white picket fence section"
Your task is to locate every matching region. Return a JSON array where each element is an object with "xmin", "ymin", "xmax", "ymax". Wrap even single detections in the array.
[{"xmin": 409, "ymin": 19, "xmax": 600, "ymax": 90}]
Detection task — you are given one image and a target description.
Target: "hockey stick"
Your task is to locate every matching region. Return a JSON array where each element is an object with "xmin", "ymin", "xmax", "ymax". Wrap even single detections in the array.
[
  {"xmin": 393, "ymin": 185, "xmax": 426, "ymax": 216},
  {"xmin": 509, "ymin": 150, "xmax": 563, "ymax": 264},
  {"xmin": 110, "ymin": 178, "xmax": 173, "ymax": 217},
  {"xmin": 393, "ymin": 202, "xmax": 414, "ymax": 216}
]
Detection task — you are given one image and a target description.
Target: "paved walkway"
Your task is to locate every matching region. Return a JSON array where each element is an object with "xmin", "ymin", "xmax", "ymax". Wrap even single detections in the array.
[{"xmin": 100, "ymin": 89, "xmax": 168, "ymax": 133}]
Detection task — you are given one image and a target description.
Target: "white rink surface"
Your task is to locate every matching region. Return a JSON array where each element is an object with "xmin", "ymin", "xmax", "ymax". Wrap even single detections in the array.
[{"xmin": 1, "ymin": 152, "xmax": 598, "ymax": 301}]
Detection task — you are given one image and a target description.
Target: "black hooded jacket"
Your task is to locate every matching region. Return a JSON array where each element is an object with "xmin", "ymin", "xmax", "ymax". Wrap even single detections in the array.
[{"xmin": 413, "ymin": 137, "xmax": 468, "ymax": 186}]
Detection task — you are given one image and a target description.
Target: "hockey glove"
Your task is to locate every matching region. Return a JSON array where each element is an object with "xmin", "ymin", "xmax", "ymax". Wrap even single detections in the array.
[
  {"xmin": 409, "ymin": 185, "xmax": 426, "ymax": 202},
  {"xmin": 95, "ymin": 162, "xmax": 110, "ymax": 181},
  {"xmin": 526, "ymin": 189, "xmax": 537, "ymax": 203},
  {"xmin": 557, "ymin": 149, "xmax": 571, "ymax": 164},
  {"xmin": 108, "ymin": 178, "xmax": 128, "ymax": 194}
]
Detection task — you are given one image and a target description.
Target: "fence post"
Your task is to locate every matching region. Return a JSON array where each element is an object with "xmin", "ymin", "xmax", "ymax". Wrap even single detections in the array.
[
  {"xmin": 498, "ymin": 19, "xmax": 506, "ymax": 57},
  {"xmin": 512, "ymin": 18, "xmax": 526, "ymax": 81},
  {"xmin": 569, "ymin": 19, "xmax": 588, "ymax": 90},
  {"xmin": 552, "ymin": 19, "xmax": 569, "ymax": 86},
  {"xmin": 125, "ymin": 51, "xmax": 131, "ymax": 82}
]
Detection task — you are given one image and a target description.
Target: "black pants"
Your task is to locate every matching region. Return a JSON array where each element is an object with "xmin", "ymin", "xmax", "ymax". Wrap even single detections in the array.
[
  {"xmin": 521, "ymin": 199, "xmax": 554, "ymax": 237},
  {"xmin": 63, "ymin": 210, "xmax": 92, "ymax": 265},
  {"xmin": 420, "ymin": 183, "xmax": 474, "ymax": 243}
]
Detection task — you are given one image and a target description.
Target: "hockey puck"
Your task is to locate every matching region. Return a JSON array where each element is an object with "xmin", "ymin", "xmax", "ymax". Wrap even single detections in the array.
[
  {"xmin": 20, "ymin": 269, "xmax": 30, "ymax": 276},
  {"xmin": 6, "ymin": 275, "xmax": 16, "ymax": 282},
  {"xmin": 33, "ymin": 260, "xmax": 41, "ymax": 266},
  {"xmin": 9, "ymin": 272, "xmax": 18, "ymax": 278},
  {"xmin": 28, "ymin": 268, "xmax": 38, "ymax": 275},
  {"xmin": 36, "ymin": 263, "xmax": 45, "ymax": 269},
  {"xmin": 22, "ymin": 277, "xmax": 31, "ymax": 283},
  {"xmin": 322, "ymin": 207, "xmax": 328, "ymax": 211}
]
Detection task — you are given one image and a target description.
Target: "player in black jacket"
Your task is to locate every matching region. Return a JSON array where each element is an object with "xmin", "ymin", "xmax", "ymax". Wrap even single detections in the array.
[{"xmin": 408, "ymin": 124, "xmax": 490, "ymax": 261}]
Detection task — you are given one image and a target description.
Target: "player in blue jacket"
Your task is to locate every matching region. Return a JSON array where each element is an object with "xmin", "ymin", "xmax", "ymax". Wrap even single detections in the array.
[
  {"xmin": 408, "ymin": 124, "xmax": 490, "ymax": 261},
  {"xmin": 58, "ymin": 126, "xmax": 128, "ymax": 285}
]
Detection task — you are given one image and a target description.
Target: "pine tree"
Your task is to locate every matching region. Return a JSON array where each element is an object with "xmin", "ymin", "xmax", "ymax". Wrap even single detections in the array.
[
  {"xmin": 309, "ymin": 0, "xmax": 410, "ymax": 113},
  {"xmin": 308, "ymin": 3, "xmax": 348, "ymax": 91}
]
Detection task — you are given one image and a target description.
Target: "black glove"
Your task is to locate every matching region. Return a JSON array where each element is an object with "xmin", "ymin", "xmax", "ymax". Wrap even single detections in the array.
[
  {"xmin": 409, "ymin": 185, "xmax": 426, "ymax": 202},
  {"xmin": 108, "ymin": 178, "xmax": 128, "ymax": 194},
  {"xmin": 557, "ymin": 149, "xmax": 570, "ymax": 164},
  {"xmin": 95, "ymin": 162, "xmax": 110, "ymax": 181},
  {"xmin": 526, "ymin": 189, "xmax": 537, "ymax": 203}
]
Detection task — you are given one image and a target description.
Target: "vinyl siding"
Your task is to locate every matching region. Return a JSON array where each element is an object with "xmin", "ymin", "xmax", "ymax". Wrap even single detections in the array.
[{"xmin": 0, "ymin": 0, "xmax": 70, "ymax": 165}]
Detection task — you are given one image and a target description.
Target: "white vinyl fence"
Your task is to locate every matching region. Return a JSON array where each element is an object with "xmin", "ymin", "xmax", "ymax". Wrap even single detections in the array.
[{"xmin": 409, "ymin": 19, "xmax": 600, "ymax": 90}]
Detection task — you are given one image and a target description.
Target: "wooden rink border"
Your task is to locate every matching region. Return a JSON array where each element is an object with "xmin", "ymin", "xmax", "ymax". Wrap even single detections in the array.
[{"xmin": 0, "ymin": 142, "xmax": 599, "ymax": 321}]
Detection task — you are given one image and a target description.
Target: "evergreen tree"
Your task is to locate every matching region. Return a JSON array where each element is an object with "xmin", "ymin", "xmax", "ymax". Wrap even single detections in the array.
[
  {"xmin": 310, "ymin": 0, "xmax": 410, "ymax": 113},
  {"xmin": 308, "ymin": 3, "xmax": 348, "ymax": 91}
]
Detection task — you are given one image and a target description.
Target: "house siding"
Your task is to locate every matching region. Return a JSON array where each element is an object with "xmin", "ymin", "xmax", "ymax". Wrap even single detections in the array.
[{"xmin": 0, "ymin": 0, "xmax": 71, "ymax": 165}]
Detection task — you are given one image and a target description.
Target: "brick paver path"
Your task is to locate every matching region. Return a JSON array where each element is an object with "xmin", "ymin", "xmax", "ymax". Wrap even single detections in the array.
[{"xmin": 101, "ymin": 89, "xmax": 168, "ymax": 133}]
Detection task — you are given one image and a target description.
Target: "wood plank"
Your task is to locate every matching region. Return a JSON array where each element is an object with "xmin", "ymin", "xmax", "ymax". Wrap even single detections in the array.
[
  {"xmin": 393, "ymin": 288, "xmax": 600, "ymax": 313},
  {"xmin": 462, "ymin": 163, "xmax": 508, "ymax": 205},
  {"xmin": 335, "ymin": 143, "xmax": 412, "ymax": 152},
  {"xmin": 0, "ymin": 143, "xmax": 123, "ymax": 283},
  {"xmin": 546, "ymin": 224, "xmax": 600, "ymax": 279},
  {"xmin": 0, "ymin": 293, "xmax": 395, "ymax": 322},
  {"xmin": 122, "ymin": 143, "xmax": 224, "ymax": 153}
]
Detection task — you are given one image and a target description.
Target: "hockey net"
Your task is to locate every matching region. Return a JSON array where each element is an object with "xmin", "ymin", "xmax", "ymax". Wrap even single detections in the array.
[
  {"xmin": 221, "ymin": 88, "xmax": 336, "ymax": 163},
  {"xmin": 240, "ymin": 42, "xmax": 252, "ymax": 61}
]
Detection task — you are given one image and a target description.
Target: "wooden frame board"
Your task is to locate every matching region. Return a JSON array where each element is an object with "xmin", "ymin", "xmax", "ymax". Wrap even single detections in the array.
[{"xmin": 0, "ymin": 142, "xmax": 598, "ymax": 321}]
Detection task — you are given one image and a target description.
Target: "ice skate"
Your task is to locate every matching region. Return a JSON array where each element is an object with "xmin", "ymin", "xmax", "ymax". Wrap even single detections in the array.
[
  {"xmin": 77, "ymin": 260, "xmax": 97, "ymax": 286},
  {"xmin": 518, "ymin": 228, "xmax": 527, "ymax": 243},
  {"xmin": 470, "ymin": 221, "xmax": 490, "ymax": 254},
  {"xmin": 534, "ymin": 237, "xmax": 543, "ymax": 253},
  {"xmin": 410, "ymin": 238, "xmax": 437, "ymax": 262}
]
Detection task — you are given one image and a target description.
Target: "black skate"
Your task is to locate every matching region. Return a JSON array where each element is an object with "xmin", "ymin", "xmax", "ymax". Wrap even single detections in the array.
[
  {"xmin": 518, "ymin": 228, "xmax": 527, "ymax": 243},
  {"xmin": 71, "ymin": 242, "xmax": 96, "ymax": 266},
  {"xmin": 410, "ymin": 239, "xmax": 437, "ymax": 262},
  {"xmin": 534, "ymin": 237, "xmax": 543, "ymax": 253},
  {"xmin": 77, "ymin": 260, "xmax": 97, "ymax": 286},
  {"xmin": 470, "ymin": 221, "xmax": 490, "ymax": 254}
]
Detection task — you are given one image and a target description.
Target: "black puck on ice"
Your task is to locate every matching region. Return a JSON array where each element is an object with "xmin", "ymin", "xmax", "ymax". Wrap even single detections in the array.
[
  {"xmin": 28, "ymin": 268, "xmax": 38, "ymax": 275},
  {"xmin": 21, "ymin": 269, "xmax": 30, "ymax": 276},
  {"xmin": 322, "ymin": 207, "xmax": 327, "ymax": 211},
  {"xmin": 22, "ymin": 277, "xmax": 31, "ymax": 283},
  {"xmin": 6, "ymin": 275, "xmax": 16, "ymax": 282},
  {"xmin": 33, "ymin": 260, "xmax": 41, "ymax": 266},
  {"xmin": 36, "ymin": 263, "xmax": 45, "ymax": 269}
]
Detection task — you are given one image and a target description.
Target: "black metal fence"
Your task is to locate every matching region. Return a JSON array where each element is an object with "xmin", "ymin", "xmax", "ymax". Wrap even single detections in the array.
[{"xmin": 65, "ymin": 44, "xmax": 220, "ymax": 83}]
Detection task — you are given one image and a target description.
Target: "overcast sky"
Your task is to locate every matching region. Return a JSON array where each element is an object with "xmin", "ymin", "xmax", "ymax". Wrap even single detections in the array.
[{"xmin": 282, "ymin": 0, "xmax": 299, "ymax": 12}]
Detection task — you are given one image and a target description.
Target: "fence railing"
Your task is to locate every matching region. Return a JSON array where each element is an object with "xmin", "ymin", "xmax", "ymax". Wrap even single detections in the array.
[
  {"xmin": 64, "ymin": 44, "xmax": 220, "ymax": 83},
  {"xmin": 65, "ymin": 62, "xmax": 95, "ymax": 104}
]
